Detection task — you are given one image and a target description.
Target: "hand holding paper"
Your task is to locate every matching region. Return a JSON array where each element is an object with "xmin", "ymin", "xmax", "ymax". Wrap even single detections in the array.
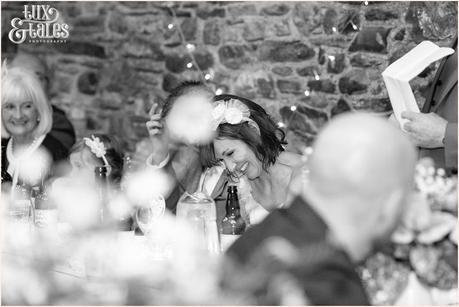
[
  {"xmin": 401, "ymin": 111, "xmax": 447, "ymax": 148},
  {"xmin": 382, "ymin": 41, "xmax": 454, "ymax": 128}
]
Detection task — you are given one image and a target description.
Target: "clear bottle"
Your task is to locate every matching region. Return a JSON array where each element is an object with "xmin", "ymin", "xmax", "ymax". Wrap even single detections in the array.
[
  {"xmin": 95, "ymin": 166, "xmax": 109, "ymax": 223},
  {"xmin": 121, "ymin": 153, "xmax": 133, "ymax": 191},
  {"xmin": 220, "ymin": 185, "xmax": 246, "ymax": 252},
  {"xmin": 31, "ymin": 184, "xmax": 57, "ymax": 228}
]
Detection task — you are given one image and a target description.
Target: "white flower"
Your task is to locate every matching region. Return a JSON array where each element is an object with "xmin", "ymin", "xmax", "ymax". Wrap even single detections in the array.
[
  {"xmin": 212, "ymin": 103, "xmax": 226, "ymax": 121},
  {"xmin": 225, "ymin": 107, "xmax": 244, "ymax": 124},
  {"xmin": 84, "ymin": 136, "xmax": 106, "ymax": 158},
  {"xmin": 210, "ymin": 98, "xmax": 260, "ymax": 135}
]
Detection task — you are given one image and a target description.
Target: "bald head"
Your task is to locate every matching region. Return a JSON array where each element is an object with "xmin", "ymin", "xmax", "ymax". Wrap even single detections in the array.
[
  {"xmin": 305, "ymin": 113, "xmax": 417, "ymax": 261},
  {"xmin": 300, "ymin": 113, "xmax": 417, "ymax": 261},
  {"xmin": 309, "ymin": 113, "xmax": 416, "ymax": 202}
]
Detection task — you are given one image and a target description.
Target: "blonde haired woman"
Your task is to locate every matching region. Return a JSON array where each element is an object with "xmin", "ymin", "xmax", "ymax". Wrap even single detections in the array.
[{"xmin": 1, "ymin": 66, "xmax": 68, "ymax": 191}]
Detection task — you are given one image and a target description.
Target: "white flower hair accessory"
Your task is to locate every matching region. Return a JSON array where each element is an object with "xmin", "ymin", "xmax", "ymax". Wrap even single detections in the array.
[
  {"xmin": 84, "ymin": 135, "xmax": 109, "ymax": 167},
  {"xmin": 212, "ymin": 98, "xmax": 260, "ymax": 135}
]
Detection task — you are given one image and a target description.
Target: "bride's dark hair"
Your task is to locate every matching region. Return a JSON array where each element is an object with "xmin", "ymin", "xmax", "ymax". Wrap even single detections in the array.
[{"xmin": 200, "ymin": 94, "xmax": 286, "ymax": 171}]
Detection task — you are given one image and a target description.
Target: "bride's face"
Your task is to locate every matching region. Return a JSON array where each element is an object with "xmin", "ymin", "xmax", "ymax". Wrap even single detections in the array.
[{"xmin": 213, "ymin": 138, "xmax": 262, "ymax": 180}]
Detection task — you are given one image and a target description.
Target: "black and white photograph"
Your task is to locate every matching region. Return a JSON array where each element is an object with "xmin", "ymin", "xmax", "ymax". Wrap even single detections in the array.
[{"xmin": 1, "ymin": 1, "xmax": 457, "ymax": 305}]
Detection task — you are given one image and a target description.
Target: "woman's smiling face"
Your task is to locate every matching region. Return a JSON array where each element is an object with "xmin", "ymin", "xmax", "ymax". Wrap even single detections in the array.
[
  {"xmin": 213, "ymin": 138, "xmax": 262, "ymax": 180},
  {"xmin": 2, "ymin": 98, "xmax": 39, "ymax": 139}
]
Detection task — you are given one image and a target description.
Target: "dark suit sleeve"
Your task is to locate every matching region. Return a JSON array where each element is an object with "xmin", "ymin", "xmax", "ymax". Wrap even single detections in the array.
[
  {"xmin": 49, "ymin": 105, "xmax": 76, "ymax": 151},
  {"xmin": 444, "ymin": 122, "xmax": 458, "ymax": 169}
]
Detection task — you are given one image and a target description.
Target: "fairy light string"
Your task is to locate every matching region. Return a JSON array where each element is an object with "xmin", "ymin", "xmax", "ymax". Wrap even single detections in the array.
[
  {"xmin": 164, "ymin": 2, "xmax": 367, "ymax": 140},
  {"xmin": 168, "ymin": 6, "xmax": 209, "ymax": 86}
]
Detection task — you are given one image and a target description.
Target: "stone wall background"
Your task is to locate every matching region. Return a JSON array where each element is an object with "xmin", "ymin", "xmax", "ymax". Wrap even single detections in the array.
[{"xmin": 1, "ymin": 1, "xmax": 457, "ymax": 153}]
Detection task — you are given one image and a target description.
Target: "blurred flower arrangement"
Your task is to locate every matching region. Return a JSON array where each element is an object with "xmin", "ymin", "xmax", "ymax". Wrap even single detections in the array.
[
  {"xmin": 2, "ymin": 212, "xmax": 311, "ymax": 305},
  {"xmin": 359, "ymin": 158, "xmax": 458, "ymax": 305},
  {"xmin": 1, "ymin": 165, "xmax": 308, "ymax": 305}
]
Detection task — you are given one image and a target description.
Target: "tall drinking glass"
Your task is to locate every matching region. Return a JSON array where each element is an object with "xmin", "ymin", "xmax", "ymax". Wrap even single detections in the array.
[
  {"xmin": 9, "ymin": 185, "xmax": 32, "ymax": 224},
  {"xmin": 176, "ymin": 192, "xmax": 220, "ymax": 255}
]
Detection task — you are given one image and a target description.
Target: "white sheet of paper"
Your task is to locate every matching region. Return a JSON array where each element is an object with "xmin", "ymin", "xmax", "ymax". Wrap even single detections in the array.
[{"xmin": 382, "ymin": 41, "xmax": 455, "ymax": 128}]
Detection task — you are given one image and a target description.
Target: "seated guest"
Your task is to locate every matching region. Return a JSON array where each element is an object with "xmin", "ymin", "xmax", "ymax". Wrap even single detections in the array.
[
  {"xmin": 225, "ymin": 113, "xmax": 417, "ymax": 305},
  {"xmin": 1, "ymin": 66, "xmax": 68, "ymax": 192},
  {"xmin": 141, "ymin": 82, "xmax": 302, "ymax": 225},
  {"xmin": 200, "ymin": 94, "xmax": 303, "ymax": 225},
  {"xmin": 9, "ymin": 52, "xmax": 76, "ymax": 151},
  {"xmin": 67, "ymin": 134, "xmax": 124, "ymax": 186},
  {"xmin": 137, "ymin": 81, "xmax": 216, "ymax": 213}
]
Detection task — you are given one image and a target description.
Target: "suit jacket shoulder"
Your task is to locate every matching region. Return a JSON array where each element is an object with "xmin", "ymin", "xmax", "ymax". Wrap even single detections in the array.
[{"xmin": 225, "ymin": 196, "xmax": 369, "ymax": 305}]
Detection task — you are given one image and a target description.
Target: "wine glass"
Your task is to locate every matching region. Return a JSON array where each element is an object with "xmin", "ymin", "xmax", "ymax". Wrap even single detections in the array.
[
  {"xmin": 135, "ymin": 195, "xmax": 165, "ymax": 236},
  {"xmin": 135, "ymin": 195, "xmax": 169, "ymax": 260}
]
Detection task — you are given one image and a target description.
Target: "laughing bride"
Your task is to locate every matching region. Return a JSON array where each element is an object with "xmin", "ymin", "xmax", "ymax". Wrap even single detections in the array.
[{"xmin": 199, "ymin": 94, "xmax": 304, "ymax": 225}]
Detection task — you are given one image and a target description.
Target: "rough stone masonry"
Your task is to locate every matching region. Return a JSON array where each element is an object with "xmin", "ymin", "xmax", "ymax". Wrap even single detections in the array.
[{"xmin": 1, "ymin": 1, "xmax": 457, "ymax": 153}]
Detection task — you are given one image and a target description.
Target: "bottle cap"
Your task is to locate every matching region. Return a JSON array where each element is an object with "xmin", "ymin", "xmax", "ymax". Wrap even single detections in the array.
[
  {"xmin": 227, "ymin": 185, "xmax": 238, "ymax": 193},
  {"xmin": 95, "ymin": 166, "xmax": 108, "ymax": 174}
]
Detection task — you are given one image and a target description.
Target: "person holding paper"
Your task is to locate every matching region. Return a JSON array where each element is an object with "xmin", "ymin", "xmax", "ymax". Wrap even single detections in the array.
[{"xmin": 401, "ymin": 38, "xmax": 457, "ymax": 174}]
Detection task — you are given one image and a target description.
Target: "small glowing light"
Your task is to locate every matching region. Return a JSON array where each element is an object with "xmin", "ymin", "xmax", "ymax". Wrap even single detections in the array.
[
  {"xmin": 215, "ymin": 88, "xmax": 223, "ymax": 95},
  {"xmin": 186, "ymin": 62, "xmax": 193, "ymax": 69},
  {"xmin": 437, "ymin": 168, "xmax": 446, "ymax": 177},
  {"xmin": 167, "ymin": 23, "xmax": 174, "ymax": 30},
  {"xmin": 351, "ymin": 21, "xmax": 358, "ymax": 31},
  {"xmin": 277, "ymin": 122, "xmax": 285, "ymax": 128},
  {"xmin": 305, "ymin": 147, "xmax": 313, "ymax": 155},
  {"xmin": 328, "ymin": 55, "xmax": 335, "ymax": 61},
  {"xmin": 364, "ymin": 1, "xmax": 369, "ymax": 5},
  {"xmin": 186, "ymin": 43, "xmax": 195, "ymax": 52},
  {"xmin": 204, "ymin": 73, "xmax": 212, "ymax": 80},
  {"xmin": 290, "ymin": 105, "xmax": 297, "ymax": 112},
  {"xmin": 304, "ymin": 90, "xmax": 310, "ymax": 96},
  {"xmin": 313, "ymin": 71, "xmax": 320, "ymax": 81},
  {"xmin": 332, "ymin": 27, "xmax": 337, "ymax": 32}
]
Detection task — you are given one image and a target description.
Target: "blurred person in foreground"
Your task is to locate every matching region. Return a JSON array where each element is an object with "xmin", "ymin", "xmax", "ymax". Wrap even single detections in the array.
[
  {"xmin": 9, "ymin": 52, "xmax": 76, "ymax": 151},
  {"xmin": 1, "ymin": 66, "xmax": 68, "ymax": 193},
  {"xmin": 224, "ymin": 113, "xmax": 417, "ymax": 305}
]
